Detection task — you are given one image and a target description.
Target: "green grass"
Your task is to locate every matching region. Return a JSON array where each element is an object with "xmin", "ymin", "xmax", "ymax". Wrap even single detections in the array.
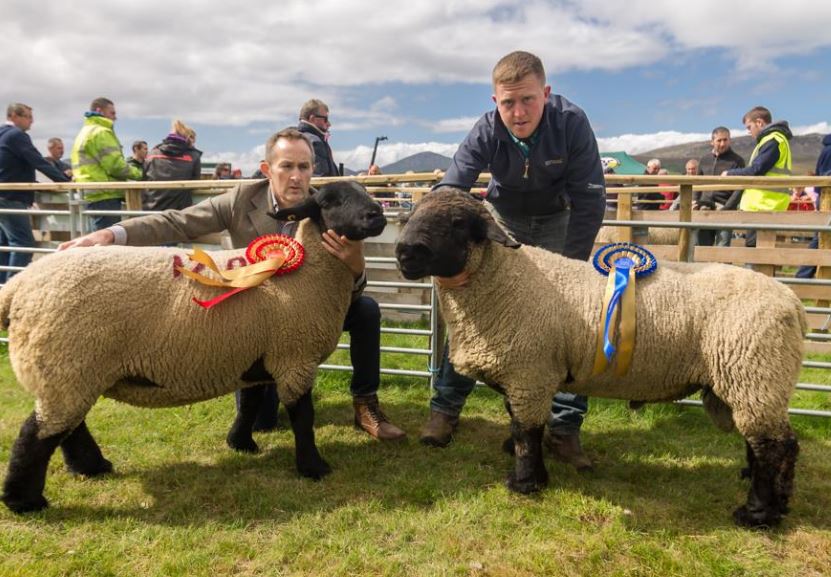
[{"xmin": 1, "ymin": 334, "xmax": 830, "ymax": 577}]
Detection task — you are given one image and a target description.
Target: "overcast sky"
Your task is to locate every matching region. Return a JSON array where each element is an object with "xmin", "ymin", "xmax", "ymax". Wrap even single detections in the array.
[{"xmin": 3, "ymin": 0, "xmax": 830, "ymax": 173}]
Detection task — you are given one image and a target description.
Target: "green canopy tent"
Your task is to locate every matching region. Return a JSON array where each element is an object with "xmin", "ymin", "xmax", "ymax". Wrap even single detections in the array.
[{"xmin": 600, "ymin": 151, "xmax": 647, "ymax": 175}]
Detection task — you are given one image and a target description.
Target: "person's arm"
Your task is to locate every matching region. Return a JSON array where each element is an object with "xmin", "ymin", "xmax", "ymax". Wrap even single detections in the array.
[
  {"xmin": 724, "ymin": 140, "xmax": 779, "ymax": 177},
  {"xmin": 95, "ymin": 131, "xmax": 143, "ymax": 181},
  {"xmin": 14, "ymin": 131, "xmax": 70, "ymax": 182},
  {"xmin": 436, "ymin": 119, "xmax": 491, "ymax": 191},
  {"xmin": 60, "ymin": 186, "xmax": 236, "ymax": 250},
  {"xmin": 561, "ymin": 113, "xmax": 605, "ymax": 261}
]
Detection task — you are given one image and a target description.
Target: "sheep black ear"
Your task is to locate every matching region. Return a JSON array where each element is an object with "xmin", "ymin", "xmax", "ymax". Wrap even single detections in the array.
[
  {"xmin": 268, "ymin": 195, "xmax": 321, "ymax": 223},
  {"xmin": 486, "ymin": 220, "xmax": 521, "ymax": 248}
]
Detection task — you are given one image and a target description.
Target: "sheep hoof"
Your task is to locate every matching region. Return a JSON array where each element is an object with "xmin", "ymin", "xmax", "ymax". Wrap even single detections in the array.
[
  {"xmin": 226, "ymin": 433, "xmax": 259, "ymax": 454},
  {"xmin": 297, "ymin": 457, "xmax": 332, "ymax": 481},
  {"xmin": 67, "ymin": 458, "xmax": 113, "ymax": 478},
  {"xmin": 2, "ymin": 493, "xmax": 49, "ymax": 514},
  {"xmin": 732, "ymin": 505, "xmax": 780, "ymax": 529},
  {"xmin": 506, "ymin": 473, "xmax": 544, "ymax": 495},
  {"xmin": 501, "ymin": 437, "xmax": 515, "ymax": 455}
]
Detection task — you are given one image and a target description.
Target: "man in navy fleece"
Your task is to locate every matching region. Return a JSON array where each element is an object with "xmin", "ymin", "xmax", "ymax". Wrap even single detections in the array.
[
  {"xmin": 0, "ymin": 103, "xmax": 70, "ymax": 282},
  {"xmin": 420, "ymin": 51, "xmax": 605, "ymax": 471}
]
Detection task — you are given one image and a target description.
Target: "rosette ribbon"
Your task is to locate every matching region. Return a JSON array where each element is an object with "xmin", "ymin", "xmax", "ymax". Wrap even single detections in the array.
[
  {"xmin": 591, "ymin": 243, "xmax": 657, "ymax": 377},
  {"xmin": 176, "ymin": 234, "xmax": 304, "ymax": 309}
]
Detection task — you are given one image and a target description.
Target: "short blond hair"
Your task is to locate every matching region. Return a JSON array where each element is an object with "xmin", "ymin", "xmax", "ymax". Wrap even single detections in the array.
[{"xmin": 492, "ymin": 51, "xmax": 545, "ymax": 87}]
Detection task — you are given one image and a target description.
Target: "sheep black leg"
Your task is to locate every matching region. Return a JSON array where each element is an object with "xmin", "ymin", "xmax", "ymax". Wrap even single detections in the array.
[
  {"xmin": 733, "ymin": 435, "xmax": 798, "ymax": 528},
  {"xmin": 772, "ymin": 433, "xmax": 799, "ymax": 516},
  {"xmin": 2, "ymin": 412, "xmax": 64, "ymax": 514},
  {"xmin": 740, "ymin": 440, "xmax": 755, "ymax": 480},
  {"xmin": 60, "ymin": 420, "xmax": 113, "ymax": 477},
  {"xmin": 226, "ymin": 384, "xmax": 263, "ymax": 453},
  {"xmin": 506, "ymin": 419, "xmax": 548, "ymax": 495},
  {"xmin": 501, "ymin": 397, "xmax": 515, "ymax": 455},
  {"xmin": 286, "ymin": 390, "xmax": 331, "ymax": 480}
]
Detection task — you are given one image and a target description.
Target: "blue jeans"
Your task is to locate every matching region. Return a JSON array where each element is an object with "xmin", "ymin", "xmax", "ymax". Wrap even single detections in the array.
[
  {"xmin": 694, "ymin": 228, "xmax": 732, "ymax": 247},
  {"xmin": 430, "ymin": 203, "xmax": 588, "ymax": 435},
  {"xmin": 236, "ymin": 296, "xmax": 382, "ymax": 427},
  {"xmin": 795, "ymin": 234, "xmax": 818, "ymax": 279},
  {"xmin": 0, "ymin": 198, "xmax": 35, "ymax": 283},
  {"xmin": 87, "ymin": 198, "xmax": 124, "ymax": 231}
]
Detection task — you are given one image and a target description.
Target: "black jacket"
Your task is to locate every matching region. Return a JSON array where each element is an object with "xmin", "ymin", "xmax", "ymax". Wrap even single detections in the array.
[
  {"xmin": 298, "ymin": 121, "xmax": 339, "ymax": 177},
  {"xmin": 144, "ymin": 135, "xmax": 202, "ymax": 211},
  {"xmin": 695, "ymin": 148, "xmax": 746, "ymax": 209},
  {"xmin": 439, "ymin": 95, "xmax": 605, "ymax": 261},
  {"xmin": 635, "ymin": 170, "xmax": 664, "ymax": 210},
  {"xmin": 0, "ymin": 124, "xmax": 70, "ymax": 204}
]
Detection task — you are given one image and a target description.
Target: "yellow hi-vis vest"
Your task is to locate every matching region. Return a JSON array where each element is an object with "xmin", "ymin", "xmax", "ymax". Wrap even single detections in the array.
[{"xmin": 739, "ymin": 131, "xmax": 792, "ymax": 212}]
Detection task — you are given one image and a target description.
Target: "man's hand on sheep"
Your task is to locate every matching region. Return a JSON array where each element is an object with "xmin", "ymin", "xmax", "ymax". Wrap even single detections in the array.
[
  {"xmin": 57, "ymin": 229, "xmax": 115, "ymax": 251},
  {"xmin": 321, "ymin": 229, "xmax": 365, "ymax": 279},
  {"xmin": 435, "ymin": 270, "xmax": 471, "ymax": 289}
]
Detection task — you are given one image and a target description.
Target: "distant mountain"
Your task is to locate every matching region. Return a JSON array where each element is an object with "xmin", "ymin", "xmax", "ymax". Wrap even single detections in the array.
[
  {"xmin": 380, "ymin": 151, "xmax": 453, "ymax": 174},
  {"xmin": 634, "ymin": 133, "xmax": 825, "ymax": 174}
]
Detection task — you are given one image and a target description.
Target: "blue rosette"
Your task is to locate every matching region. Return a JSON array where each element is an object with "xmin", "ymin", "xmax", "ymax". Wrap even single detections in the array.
[{"xmin": 591, "ymin": 242, "xmax": 658, "ymax": 376}]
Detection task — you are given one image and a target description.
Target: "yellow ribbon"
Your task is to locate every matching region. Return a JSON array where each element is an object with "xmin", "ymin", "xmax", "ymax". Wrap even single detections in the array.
[
  {"xmin": 176, "ymin": 247, "xmax": 287, "ymax": 289},
  {"xmin": 591, "ymin": 267, "xmax": 637, "ymax": 377}
]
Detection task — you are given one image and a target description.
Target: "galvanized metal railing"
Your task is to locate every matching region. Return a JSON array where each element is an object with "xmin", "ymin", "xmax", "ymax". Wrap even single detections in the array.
[{"xmin": 2, "ymin": 174, "xmax": 831, "ymax": 415}]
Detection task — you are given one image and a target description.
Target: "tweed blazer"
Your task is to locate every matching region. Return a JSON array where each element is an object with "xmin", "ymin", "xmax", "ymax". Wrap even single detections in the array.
[{"xmin": 121, "ymin": 179, "xmax": 281, "ymax": 248}]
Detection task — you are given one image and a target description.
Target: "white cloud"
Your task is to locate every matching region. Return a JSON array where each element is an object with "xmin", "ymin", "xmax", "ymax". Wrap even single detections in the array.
[
  {"xmin": 5, "ymin": 0, "xmax": 828, "ymax": 134},
  {"xmin": 597, "ymin": 131, "xmax": 712, "ymax": 154},
  {"xmin": 431, "ymin": 117, "xmax": 479, "ymax": 133},
  {"xmin": 793, "ymin": 122, "xmax": 831, "ymax": 136}
]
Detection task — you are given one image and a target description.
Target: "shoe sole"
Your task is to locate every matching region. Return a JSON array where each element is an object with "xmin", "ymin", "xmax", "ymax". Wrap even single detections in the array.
[{"xmin": 419, "ymin": 435, "xmax": 452, "ymax": 448}]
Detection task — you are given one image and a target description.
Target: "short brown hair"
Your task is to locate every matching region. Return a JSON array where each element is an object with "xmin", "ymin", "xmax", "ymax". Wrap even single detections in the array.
[
  {"xmin": 742, "ymin": 106, "xmax": 771, "ymax": 125},
  {"xmin": 6, "ymin": 103, "xmax": 31, "ymax": 118},
  {"xmin": 492, "ymin": 51, "xmax": 546, "ymax": 87},
  {"xmin": 299, "ymin": 99, "xmax": 328, "ymax": 121},
  {"xmin": 711, "ymin": 126, "xmax": 730, "ymax": 138},
  {"xmin": 265, "ymin": 127, "xmax": 315, "ymax": 163},
  {"xmin": 90, "ymin": 97, "xmax": 114, "ymax": 112}
]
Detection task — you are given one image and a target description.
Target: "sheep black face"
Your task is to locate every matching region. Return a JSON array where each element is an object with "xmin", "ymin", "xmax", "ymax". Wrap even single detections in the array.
[
  {"xmin": 396, "ymin": 187, "xmax": 518, "ymax": 280},
  {"xmin": 271, "ymin": 181, "xmax": 386, "ymax": 240}
]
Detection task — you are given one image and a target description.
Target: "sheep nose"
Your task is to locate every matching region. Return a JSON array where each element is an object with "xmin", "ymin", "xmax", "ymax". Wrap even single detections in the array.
[{"xmin": 396, "ymin": 241, "xmax": 431, "ymax": 263}]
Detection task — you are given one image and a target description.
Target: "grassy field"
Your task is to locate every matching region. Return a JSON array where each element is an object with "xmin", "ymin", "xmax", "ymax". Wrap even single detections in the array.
[{"xmin": 1, "ymin": 334, "xmax": 830, "ymax": 577}]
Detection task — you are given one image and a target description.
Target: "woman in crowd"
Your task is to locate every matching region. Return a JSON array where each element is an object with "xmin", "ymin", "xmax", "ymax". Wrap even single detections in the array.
[{"xmin": 143, "ymin": 120, "xmax": 202, "ymax": 211}]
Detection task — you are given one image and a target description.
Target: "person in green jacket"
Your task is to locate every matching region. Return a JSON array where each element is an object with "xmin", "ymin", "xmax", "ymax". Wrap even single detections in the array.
[{"xmin": 71, "ymin": 97, "xmax": 142, "ymax": 230}]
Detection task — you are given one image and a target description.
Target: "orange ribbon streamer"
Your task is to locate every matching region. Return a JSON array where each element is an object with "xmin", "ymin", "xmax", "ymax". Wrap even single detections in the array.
[{"xmin": 176, "ymin": 248, "xmax": 287, "ymax": 309}]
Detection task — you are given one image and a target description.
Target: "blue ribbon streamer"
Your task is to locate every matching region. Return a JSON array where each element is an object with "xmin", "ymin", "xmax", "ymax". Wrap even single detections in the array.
[{"xmin": 602, "ymin": 257, "xmax": 634, "ymax": 360}]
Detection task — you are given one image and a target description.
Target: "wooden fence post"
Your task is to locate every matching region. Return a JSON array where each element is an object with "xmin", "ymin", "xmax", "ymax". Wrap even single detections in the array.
[
  {"xmin": 677, "ymin": 184, "xmax": 693, "ymax": 262},
  {"xmin": 124, "ymin": 189, "xmax": 143, "ymax": 212},
  {"xmin": 617, "ymin": 188, "xmax": 633, "ymax": 243}
]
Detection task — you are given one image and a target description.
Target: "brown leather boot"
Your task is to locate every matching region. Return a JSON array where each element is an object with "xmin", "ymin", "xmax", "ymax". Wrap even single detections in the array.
[
  {"xmin": 419, "ymin": 410, "xmax": 459, "ymax": 447},
  {"xmin": 353, "ymin": 395, "xmax": 406, "ymax": 441},
  {"xmin": 544, "ymin": 430, "xmax": 593, "ymax": 472}
]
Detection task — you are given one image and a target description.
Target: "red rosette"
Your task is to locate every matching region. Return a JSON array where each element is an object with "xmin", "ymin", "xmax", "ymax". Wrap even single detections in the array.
[{"xmin": 245, "ymin": 233, "xmax": 305, "ymax": 276}]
